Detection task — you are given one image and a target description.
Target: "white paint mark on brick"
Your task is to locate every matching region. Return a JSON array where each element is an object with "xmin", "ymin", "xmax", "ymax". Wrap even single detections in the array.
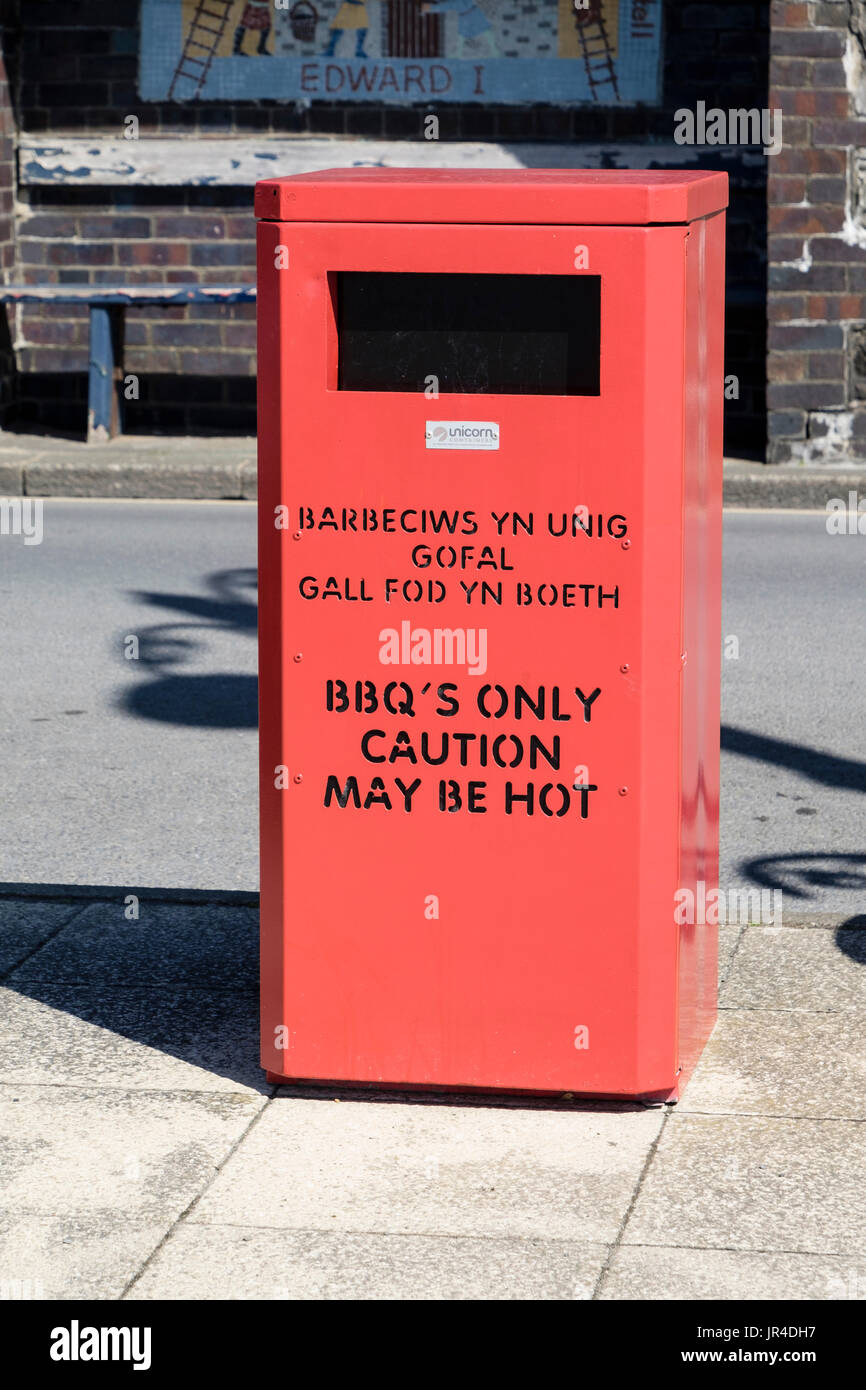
[
  {"xmin": 791, "ymin": 411, "xmax": 855, "ymax": 466},
  {"xmin": 778, "ymin": 240, "xmax": 813, "ymax": 272}
]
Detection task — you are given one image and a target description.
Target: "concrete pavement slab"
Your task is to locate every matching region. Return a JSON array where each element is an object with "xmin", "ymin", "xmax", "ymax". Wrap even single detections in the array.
[
  {"xmin": 126, "ymin": 1225, "xmax": 608, "ymax": 1301},
  {"xmin": 24, "ymin": 457, "xmax": 250, "ymax": 501},
  {"xmin": 718, "ymin": 924, "xmax": 743, "ymax": 985},
  {"xmin": 0, "ymin": 456, "xmax": 24, "ymax": 492},
  {"xmin": 239, "ymin": 459, "xmax": 257, "ymax": 499},
  {"xmin": 0, "ymin": 1084, "xmax": 264, "ymax": 1219},
  {"xmin": 9, "ymin": 901, "xmax": 259, "ymax": 990},
  {"xmin": 721, "ymin": 924, "xmax": 866, "ymax": 1012},
  {"xmin": 0, "ymin": 899, "xmax": 85, "ymax": 974},
  {"xmin": 599, "ymin": 1244, "xmax": 866, "ymax": 1301},
  {"xmin": 0, "ymin": 435, "xmax": 258, "ymax": 501},
  {"xmin": 0, "ymin": 985, "xmax": 264, "ymax": 1094},
  {"xmin": 0, "ymin": 1211, "xmax": 171, "ymax": 1301},
  {"xmin": 722, "ymin": 463, "xmax": 866, "ymax": 510},
  {"xmin": 190, "ymin": 1094, "xmax": 664, "ymax": 1243},
  {"xmin": 0, "ymin": 432, "xmax": 855, "ymax": 506},
  {"xmin": 623, "ymin": 1113, "xmax": 866, "ymax": 1255},
  {"xmin": 0, "ymin": 894, "xmax": 862, "ymax": 1299},
  {"xmin": 680, "ymin": 1009, "xmax": 866, "ymax": 1120}
]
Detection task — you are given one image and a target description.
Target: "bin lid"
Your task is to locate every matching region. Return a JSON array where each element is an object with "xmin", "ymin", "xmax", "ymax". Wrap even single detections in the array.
[{"xmin": 254, "ymin": 168, "xmax": 728, "ymax": 226}]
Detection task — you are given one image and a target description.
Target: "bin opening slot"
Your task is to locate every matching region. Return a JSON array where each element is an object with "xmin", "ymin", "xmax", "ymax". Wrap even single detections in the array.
[{"xmin": 336, "ymin": 272, "xmax": 600, "ymax": 396}]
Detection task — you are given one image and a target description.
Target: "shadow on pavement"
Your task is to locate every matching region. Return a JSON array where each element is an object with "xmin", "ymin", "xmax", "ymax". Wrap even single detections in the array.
[
  {"xmin": 116, "ymin": 567, "xmax": 258, "ymax": 729},
  {"xmin": 124, "ymin": 671, "xmax": 258, "ymax": 727},
  {"xmin": 836, "ymin": 916, "xmax": 866, "ymax": 966},
  {"xmin": 738, "ymin": 849, "xmax": 866, "ymax": 904},
  {"xmin": 722, "ymin": 725, "xmax": 866, "ymax": 793},
  {"xmin": 0, "ymin": 884, "xmax": 262, "ymax": 1092},
  {"xmin": 0, "ymin": 883, "xmax": 650, "ymax": 1111}
]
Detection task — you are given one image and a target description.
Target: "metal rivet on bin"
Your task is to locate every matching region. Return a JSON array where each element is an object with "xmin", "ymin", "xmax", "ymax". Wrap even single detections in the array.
[
  {"xmin": 618, "ymin": 786, "xmax": 629, "ymax": 796},
  {"xmin": 294, "ymin": 653, "xmax": 303, "ymax": 662},
  {"xmin": 620, "ymin": 663, "xmax": 629, "ymax": 674},
  {"xmin": 293, "ymin": 773, "xmax": 303, "ymax": 784},
  {"xmin": 292, "ymin": 531, "xmax": 301, "ymax": 540},
  {"xmin": 621, "ymin": 539, "xmax": 631, "ymax": 550}
]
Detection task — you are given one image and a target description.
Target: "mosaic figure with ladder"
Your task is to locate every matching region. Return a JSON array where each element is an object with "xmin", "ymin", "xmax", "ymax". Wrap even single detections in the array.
[{"xmin": 233, "ymin": 0, "xmax": 273, "ymax": 56}]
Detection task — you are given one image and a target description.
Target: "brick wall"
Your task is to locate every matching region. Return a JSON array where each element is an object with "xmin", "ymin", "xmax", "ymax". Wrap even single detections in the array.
[
  {"xmin": 0, "ymin": 15, "xmax": 17, "ymax": 419},
  {"xmin": 767, "ymin": 0, "xmax": 866, "ymax": 463},
  {"xmin": 15, "ymin": 189, "xmax": 257, "ymax": 433},
  {"xmin": 3, "ymin": 1, "xmax": 768, "ymax": 452}
]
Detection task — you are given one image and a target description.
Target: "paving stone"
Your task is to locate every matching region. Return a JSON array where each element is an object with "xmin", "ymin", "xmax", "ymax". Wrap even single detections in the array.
[
  {"xmin": 8, "ymin": 900, "xmax": 259, "ymax": 989},
  {"xmin": 0, "ymin": 1085, "xmax": 264, "ymax": 1220},
  {"xmin": 0, "ymin": 1211, "xmax": 168, "ymax": 1301},
  {"xmin": 718, "ymin": 924, "xmax": 742, "ymax": 984},
  {"xmin": 0, "ymin": 900, "xmax": 84, "ymax": 975},
  {"xmin": 600, "ymin": 1244, "xmax": 866, "ymax": 1301},
  {"xmin": 190, "ymin": 1094, "xmax": 663, "ymax": 1243},
  {"xmin": 681, "ymin": 1009, "xmax": 866, "ymax": 1120},
  {"xmin": 0, "ymin": 985, "xmax": 264, "ymax": 1094},
  {"xmin": 127, "ymin": 1224, "xmax": 608, "ymax": 1301},
  {"xmin": 624, "ymin": 1112, "xmax": 866, "ymax": 1255},
  {"xmin": 722, "ymin": 924, "xmax": 866, "ymax": 1012}
]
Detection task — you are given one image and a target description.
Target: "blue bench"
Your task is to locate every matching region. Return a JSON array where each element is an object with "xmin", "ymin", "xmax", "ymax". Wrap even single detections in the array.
[{"xmin": 0, "ymin": 283, "xmax": 256, "ymax": 442}]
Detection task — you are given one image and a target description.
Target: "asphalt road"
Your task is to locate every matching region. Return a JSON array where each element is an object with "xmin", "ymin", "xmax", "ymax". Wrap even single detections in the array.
[
  {"xmin": 720, "ymin": 508, "xmax": 866, "ymax": 918},
  {"xmin": 0, "ymin": 501, "xmax": 863, "ymax": 913}
]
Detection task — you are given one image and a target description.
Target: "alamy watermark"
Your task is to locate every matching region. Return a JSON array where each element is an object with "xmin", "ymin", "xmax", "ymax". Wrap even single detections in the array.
[
  {"xmin": 675, "ymin": 881, "xmax": 783, "ymax": 926},
  {"xmin": 50, "ymin": 1321, "xmax": 151, "ymax": 1371},
  {"xmin": 674, "ymin": 101, "xmax": 782, "ymax": 157},
  {"xmin": 0, "ymin": 1278, "xmax": 45, "ymax": 1299},
  {"xmin": 379, "ymin": 621, "xmax": 488, "ymax": 676},
  {"xmin": 0, "ymin": 497, "xmax": 43, "ymax": 545},
  {"xmin": 826, "ymin": 491, "xmax": 866, "ymax": 535}
]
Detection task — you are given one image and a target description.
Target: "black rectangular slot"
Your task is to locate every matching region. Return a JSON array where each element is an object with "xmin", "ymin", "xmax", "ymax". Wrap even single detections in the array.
[{"xmin": 337, "ymin": 271, "xmax": 600, "ymax": 395}]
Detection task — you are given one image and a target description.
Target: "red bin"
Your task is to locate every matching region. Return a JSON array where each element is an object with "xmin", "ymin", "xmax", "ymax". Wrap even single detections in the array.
[{"xmin": 256, "ymin": 168, "xmax": 727, "ymax": 1100}]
